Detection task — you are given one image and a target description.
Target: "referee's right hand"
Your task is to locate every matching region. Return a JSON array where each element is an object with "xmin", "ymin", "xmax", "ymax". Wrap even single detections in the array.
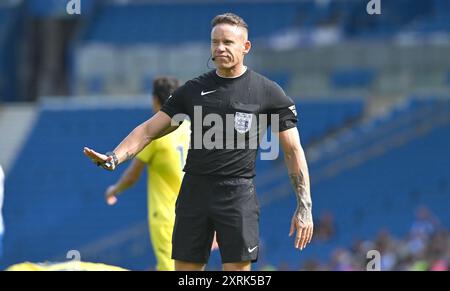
[{"xmin": 83, "ymin": 147, "xmax": 116, "ymax": 171}]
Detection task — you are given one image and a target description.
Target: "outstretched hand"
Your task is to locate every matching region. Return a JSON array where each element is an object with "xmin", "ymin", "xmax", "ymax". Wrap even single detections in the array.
[{"xmin": 83, "ymin": 147, "xmax": 115, "ymax": 171}]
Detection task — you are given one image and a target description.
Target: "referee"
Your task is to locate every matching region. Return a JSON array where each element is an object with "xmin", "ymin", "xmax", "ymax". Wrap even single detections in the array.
[{"xmin": 84, "ymin": 13, "xmax": 313, "ymax": 271}]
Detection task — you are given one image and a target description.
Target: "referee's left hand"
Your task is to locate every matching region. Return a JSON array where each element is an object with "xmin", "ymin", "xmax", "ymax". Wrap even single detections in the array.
[
  {"xmin": 289, "ymin": 209, "xmax": 313, "ymax": 250},
  {"xmin": 83, "ymin": 147, "xmax": 115, "ymax": 171}
]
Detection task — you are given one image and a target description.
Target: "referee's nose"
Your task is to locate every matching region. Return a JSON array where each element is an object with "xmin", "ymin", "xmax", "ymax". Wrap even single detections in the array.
[{"xmin": 215, "ymin": 43, "xmax": 226, "ymax": 54}]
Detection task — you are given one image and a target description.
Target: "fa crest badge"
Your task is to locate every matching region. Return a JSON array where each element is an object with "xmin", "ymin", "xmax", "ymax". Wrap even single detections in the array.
[{"xmin": 235, "ymin": 112, "xmax": 253, "ymax": 134}]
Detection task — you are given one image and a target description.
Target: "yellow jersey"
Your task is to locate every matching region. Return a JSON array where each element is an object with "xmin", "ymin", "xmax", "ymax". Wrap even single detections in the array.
[
  {"xmin": 5, "ymin": 261, "xmax": 128, "ymax": 271},
  {"xmin": 136, "ymin": 121, "xmax": 190, "ymax": 225}
]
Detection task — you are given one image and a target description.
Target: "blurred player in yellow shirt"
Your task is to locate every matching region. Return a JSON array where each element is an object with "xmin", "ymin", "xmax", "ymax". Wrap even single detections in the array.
[{"xmin": 104, "ymin": 76, "xmax": 190, "ymax": 271}]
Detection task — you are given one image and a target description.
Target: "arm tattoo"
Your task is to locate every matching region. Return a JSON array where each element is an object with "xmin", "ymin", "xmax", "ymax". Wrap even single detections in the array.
[
  {"xmin": 125, "ymin": 151, "xmax": 136, "ymax": 161},
  {"xmin": 289, "ymin": 172, "xmax": 312, "ymax": 223}
]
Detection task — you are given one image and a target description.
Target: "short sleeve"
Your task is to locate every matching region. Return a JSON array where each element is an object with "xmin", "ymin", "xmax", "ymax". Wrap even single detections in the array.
[
  {"xmin": 266, "ymin": 81, "xmax": 298, "ymax": 132},
  {"xmin": 160, "ymin": 83, "xmax": 188, "ymax": 118}
]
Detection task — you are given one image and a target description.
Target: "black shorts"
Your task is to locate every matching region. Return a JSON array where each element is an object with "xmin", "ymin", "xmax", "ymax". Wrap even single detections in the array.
[{"xmin": 172, "ymin": 174, "xmax": 260, "ymax": 264}]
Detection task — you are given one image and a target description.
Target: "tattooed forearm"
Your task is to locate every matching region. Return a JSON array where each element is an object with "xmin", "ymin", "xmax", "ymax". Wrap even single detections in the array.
[
  {"xmin": 125, "ymin": 151, "xmax": 137, "ymax": 161},
  {"xmin": 289, "ymin": 172, "xmax": 312, "ymax": 221}
]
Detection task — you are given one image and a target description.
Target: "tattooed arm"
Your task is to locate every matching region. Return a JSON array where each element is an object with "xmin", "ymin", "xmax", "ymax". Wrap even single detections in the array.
[
  {"xmin": 279, "ymin": 127, "xmax": 313, "ymax": 250},
  {"xmin": 112, "ymin": 111, "xmax": 175, "ymax": 163},
  {"xmin": 83, "ymin": 111, "xmax": 173, "ymax": 170}
]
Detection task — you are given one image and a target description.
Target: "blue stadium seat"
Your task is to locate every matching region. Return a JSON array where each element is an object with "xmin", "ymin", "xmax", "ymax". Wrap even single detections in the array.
[
  {"xmin": 297, "ymin": 100, "xmax": 364, "ymax": 144},
  {"xmin": 2, "ymin": 107, "xmax": 154, "ymax": 270},
  {"xmin": 331, "ymin": 68, "xmax": 376, "ymax": 89},
  {"xmin": 256, "ymin": 98, "xmax": 450, "ymax": 268},
  {"xmin": 83, "ymin": 2, "xmax": 303, "ymax": 44},
  {"xmin": 8, "ymin": 0, "xmax": 450, "ymax": 58}
]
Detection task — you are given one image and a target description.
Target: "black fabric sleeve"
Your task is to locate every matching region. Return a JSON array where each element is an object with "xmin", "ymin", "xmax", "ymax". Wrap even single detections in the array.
[
  {"xmin": 160, "ymin": 82, "xmax": 189, "ymax": 118},
  {"xmin": 266, "ymin": 81, "xmax": 298, "ymax": 132}
]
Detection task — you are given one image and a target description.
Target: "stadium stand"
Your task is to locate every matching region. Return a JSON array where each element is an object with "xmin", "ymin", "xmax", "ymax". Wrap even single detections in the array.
[
  {"xmin": 80, "ymin": 0, "xmax": 448, "ymax": 44},
  {"xmin": 1, "ymin": 0, "xmax": 449, "ymax": 271},
  {"xmin": 255, "ymin": 97, "xmax": 450, "ymax": 270},
  {"xmin": 0, "ymin": 3, "xmax": 20, "ymax": 102},
  {"xmin": 2, "ymin": 105, "xmax": 153, "ymax": 270}
]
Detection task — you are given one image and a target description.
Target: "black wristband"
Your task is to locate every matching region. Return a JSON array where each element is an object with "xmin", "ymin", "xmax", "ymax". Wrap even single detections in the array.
[{"xmin": 105, "ymin": 151, "xmax": 119, "ymax": 168}]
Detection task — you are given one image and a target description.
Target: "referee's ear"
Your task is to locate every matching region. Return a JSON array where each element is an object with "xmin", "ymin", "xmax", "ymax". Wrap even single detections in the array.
[{"xmin": 243, "ymin": 40, "xmax": 251, "ymax": 55}]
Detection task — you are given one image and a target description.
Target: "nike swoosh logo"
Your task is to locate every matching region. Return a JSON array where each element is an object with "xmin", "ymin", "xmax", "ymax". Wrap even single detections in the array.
[
  {"xmin": 201, "ymin": 90, "xmax": 217, "ymax": 96},
  {"xmin": 248, "ymin": 246, "xmax": 258, "ymax": 253}
]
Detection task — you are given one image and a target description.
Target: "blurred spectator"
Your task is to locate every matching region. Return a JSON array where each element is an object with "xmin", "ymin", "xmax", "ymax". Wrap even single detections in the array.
[
  {"xmin": 300, "ymin": 259, "xmax": 322, "ymax": 271},
  {"xmin": 301, "ymin": 206, "xmax": 449, "ymax": 271},
  {"xmin": 410, "ymin": 206, "xmax": 440, "ymax": 238},
  {"xmin": 429, "ymin": 260, "xmax": 448, "ymax": 271},
  {"xmin": 375, "ymin": 229, "xmax": 398, "ymax": 271},
  {"xmin": 407, "ymin": 206, "xmax": 441, "ymax": 258},
  {"xmin": 410, "ymin": 260, "xmax": 429, "ymax": 271},
  {"xmin": 314, "ymin": 211, "xmax": 336, "ymax": 242},
  {"xmin": 426, "ymin": 230, "xmax": 450, "ymax": 263},
  {"xmin": 350, "ymin": 239, "xmax": 376, "ymax": 268},
  {"xmin": 330, "ymin": 248, "xmax": 355, "ymax": 271},
  {"xmin": 407, "ymin": 232, "xmax": 427, "ymax": 257}
]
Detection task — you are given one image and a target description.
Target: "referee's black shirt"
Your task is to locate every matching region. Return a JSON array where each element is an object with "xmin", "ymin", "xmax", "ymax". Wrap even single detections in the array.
[{"xmin": 161, "ymin": 68, "xmax": 297, "ymax": 178}]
